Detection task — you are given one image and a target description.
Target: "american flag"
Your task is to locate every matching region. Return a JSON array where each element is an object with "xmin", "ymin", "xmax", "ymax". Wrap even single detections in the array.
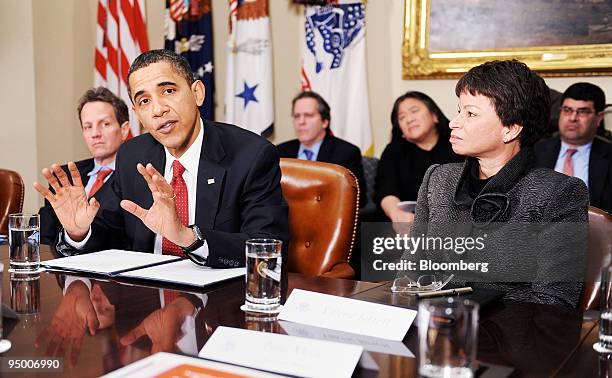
[
  {"xmin": 94, "ymin": 0, "xmax": 149, "ymax": 137},
  {"xmin": 169, "ymin": 0, "xmax": 188, "ymax": 21}
]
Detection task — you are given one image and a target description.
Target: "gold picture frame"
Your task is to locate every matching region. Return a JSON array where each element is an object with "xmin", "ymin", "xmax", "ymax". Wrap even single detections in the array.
[{"xmin": 403, "ymin": 0, "xmax": 612, "ymax": 80}]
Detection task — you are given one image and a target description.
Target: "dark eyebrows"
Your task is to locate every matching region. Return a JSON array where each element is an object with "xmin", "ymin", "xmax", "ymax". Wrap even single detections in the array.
[
  {"xmin": 158, "ymin": 81, "xmax": 177, "ymax": 87},
  {"xmin": 132, "ymin": 81, "xmax": 178, "ymax": 102}
]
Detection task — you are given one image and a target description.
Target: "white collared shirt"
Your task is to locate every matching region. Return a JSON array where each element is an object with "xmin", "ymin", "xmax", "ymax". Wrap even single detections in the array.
[{"xmin": 154, "ymin": 118, "xmax": 209, "ymax": 259}]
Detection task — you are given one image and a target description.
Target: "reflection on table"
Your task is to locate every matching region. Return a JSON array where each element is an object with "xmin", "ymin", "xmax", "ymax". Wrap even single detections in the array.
[{"xmin": 0, "ymin": 245, "xmax": 595, "ymax": 377}]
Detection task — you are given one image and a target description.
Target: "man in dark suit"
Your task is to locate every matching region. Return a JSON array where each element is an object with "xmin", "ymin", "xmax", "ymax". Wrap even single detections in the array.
[
  {"xmin": 535, "ymin": 82, "xmax": 612, "ymax": 213},
  {"xmin": 34, "ymin": 49, "xmax": 288, "ymax": 268},
  {"xmin": 39, "ymin": 87, "xmax": 130, "ymax": 245},
  {"xmin": 276, "ymin": 91, "xmax": 366, "ymax": 207}
]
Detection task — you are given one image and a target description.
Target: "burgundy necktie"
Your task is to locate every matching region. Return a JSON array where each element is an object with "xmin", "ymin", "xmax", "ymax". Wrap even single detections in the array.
[
  {"xmin": 89, "ymin": 168, "xmax": 113, "ymax": 197},
  {"xmin": 162, "ymin": 161, "xmax": 189, "ymax": 305},
  {"xmin": 162, "ymin": 161, "xmax": 188, "ymax": 258},
  {"xmin": 563, "ymin": 148, "xmax": 578, "ymax": 177}
]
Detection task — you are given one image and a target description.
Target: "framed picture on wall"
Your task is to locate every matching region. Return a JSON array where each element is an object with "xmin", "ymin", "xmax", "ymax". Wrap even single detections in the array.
[{"xmin": 403, "ymin": 0, "xmax": 612, "ymax": 79}]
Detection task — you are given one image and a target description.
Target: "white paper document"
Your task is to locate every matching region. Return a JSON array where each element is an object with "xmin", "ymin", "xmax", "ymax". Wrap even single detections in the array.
[
  {"xmin": 42, "ymin": 249, "xmax": 180, "ymax": 276},
  {"xmin": 278, "ymin": 289, "xmax": 417, "ymax": 341},
  {"xmin": 278, "ymin": 320, "xmax": 414, "ymax": 357},
  {"xmin": 102, "ymin": 352, "xmax": 286, "ymax": 378},
  {"xmin": 119, "ymin": 259, "xmax": 245, "ymax": 287},
  {"xmin": 199, "ymin": 326, "xmax": 363, "ymax": 378}
]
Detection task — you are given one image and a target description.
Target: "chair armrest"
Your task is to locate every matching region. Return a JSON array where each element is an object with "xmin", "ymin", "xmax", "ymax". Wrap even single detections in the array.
[{"xmin": 322, "ymin": 262, "xmax": 355, "ymax": 279}]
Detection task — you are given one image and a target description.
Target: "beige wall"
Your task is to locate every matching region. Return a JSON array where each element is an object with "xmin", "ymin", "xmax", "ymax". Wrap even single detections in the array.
[
  {"xmin": 1, "ymin": 1, "xmax": 38, "ymax": 213},
  {"xmin": 4, "ymin": 0, "xmax": 611, "ymax": 211}
]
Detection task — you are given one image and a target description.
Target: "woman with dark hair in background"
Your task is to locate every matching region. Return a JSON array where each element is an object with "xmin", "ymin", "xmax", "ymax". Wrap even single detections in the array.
[{"xmin": 374, "ymin": 91, "xmax": 462, "ymax": 222}]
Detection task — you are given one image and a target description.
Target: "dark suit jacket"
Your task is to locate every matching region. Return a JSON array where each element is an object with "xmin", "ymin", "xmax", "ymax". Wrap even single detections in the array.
[
  {"xmin": 276, "ymin": 134, "xmax": 366, "ymax": 207},
  {"xmin": 60, "ymin": 120, "xmax": 289, "ymax": 269},
  {"xmin": 534, "ymin": 135, "xmax": 612, "ymax": 213},
  {"xmin": 39, "ymin": 158, "xmax": 116, "ymax": 245}
]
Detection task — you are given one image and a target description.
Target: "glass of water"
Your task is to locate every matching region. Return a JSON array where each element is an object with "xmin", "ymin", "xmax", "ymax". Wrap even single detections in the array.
[
  {"xmin": 418, "ymin": 297, "xmax": 479, "ymax": 378},
  {"xmin": 244, "ymin": 239, "xmax": 282, "ymax": 313},
  {"xmin": 595, "ymin": 266, "xmax": 612, "ymax": 353},
  {"xmin": 8, "ymin": 213, "xmax": 40, "ymax": 273},
  {"xmin": 0, "ymin": 263, "xmax": 12, "ymax": 352}
]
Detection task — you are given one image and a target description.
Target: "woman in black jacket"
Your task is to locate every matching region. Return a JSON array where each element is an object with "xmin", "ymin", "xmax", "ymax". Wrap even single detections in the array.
[{"xmin": 375, "ymin": 91, "xmax": 462, "ymax": 222}]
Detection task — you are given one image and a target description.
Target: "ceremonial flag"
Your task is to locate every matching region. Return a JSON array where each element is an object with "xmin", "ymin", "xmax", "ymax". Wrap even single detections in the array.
[
  {"xmin": 165, "ymin": 0, "xmax": 215, "ymax": 120},
  {"xmin": 300, "ymin": 0, "xmax": 373, "ymax": 155},
  {"xmin": 95, "ymin": 0, "xmax": 149, "ymax": 137},
  {"xmin": 225, "ymin": 0, "xmax": 274, "ymax": 137}
]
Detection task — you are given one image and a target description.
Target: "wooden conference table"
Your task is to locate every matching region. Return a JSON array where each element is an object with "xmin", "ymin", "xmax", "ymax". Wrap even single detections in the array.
[{"xmin": 0, "ymin": 245, "xmax": 598, "ymax": 377}]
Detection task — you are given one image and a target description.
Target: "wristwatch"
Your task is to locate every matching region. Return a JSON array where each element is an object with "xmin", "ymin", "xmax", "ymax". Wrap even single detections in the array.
[{"xmin": 182, "ymin": 224, "xmax": 207, "ymax": 266}]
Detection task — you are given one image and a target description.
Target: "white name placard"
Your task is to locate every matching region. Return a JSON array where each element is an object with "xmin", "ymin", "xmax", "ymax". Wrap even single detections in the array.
[
  {"xmin": 278, "ymin": 289, "xmax": 417, "ymax": 341},
  {"xmin": 199, "ymin": 326, "xmax": 363, "ymax": 378}
]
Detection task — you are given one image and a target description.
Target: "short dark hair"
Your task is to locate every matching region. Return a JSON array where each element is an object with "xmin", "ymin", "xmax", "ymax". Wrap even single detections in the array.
[
  {"xmin": 292, "ymin": 91, "xmax": 331, "ymax": 133},
  {"xmin": 390, "ymin": 91, "xmax": 450, "ymax": 142},
  {"xmin": 561, "ymin": 82, "xmax": 606, "ymax": 113},
  {"xmin": 126, "ymin": 49, "xmax": 195, "ymax": 101},
  {"xmin": 77, "ymin": 87, "xmax": 129, "ymax": 126},
  {"xmin": 455, "ymin": 59, "xmax": 550, "ymax": 148}
]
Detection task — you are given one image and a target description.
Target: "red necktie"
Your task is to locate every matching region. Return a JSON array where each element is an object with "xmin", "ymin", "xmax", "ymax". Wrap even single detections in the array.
[
  {"xmin": 162, "ymin": 161, "xmax": 188, "ymax": 258},
  {"xmin": 89, "ymin": 168, "xmax": 113, "ymax": 197},
  {"xmin": 162, "ymin": 161, "xmax": 188, "ymax": 305},
  {"xmin": 563, "ymin": 148, "xmax": 578, "ymax": 177}
]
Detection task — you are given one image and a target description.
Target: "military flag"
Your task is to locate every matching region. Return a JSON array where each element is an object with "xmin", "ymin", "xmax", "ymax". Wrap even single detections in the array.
[
  {"xmin": 300, "ymin": 0, "xmax": 373, "ymax": 155},
  {"xmin": 165, "ymin": 0, "xmax": 215, "ymax": 120},
  {"xmin": 225, "ymin": 0, "xmax": 274, "ymax": 137}
]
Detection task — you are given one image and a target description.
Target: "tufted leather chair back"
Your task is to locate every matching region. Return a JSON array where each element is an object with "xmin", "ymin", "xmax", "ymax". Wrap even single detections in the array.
[
  {"xmin": 0, "ymin": 169, "xmax": 25, "ymax": 235},
  {"xmin": 580, "ymin": 206, "xmax": 612, "ymax": 310},
  {"xmin": 280, "ymin": 158, "xmax": 358, "ymax": 278}
]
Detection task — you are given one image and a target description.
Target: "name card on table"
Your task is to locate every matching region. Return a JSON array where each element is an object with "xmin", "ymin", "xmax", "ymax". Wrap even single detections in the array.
[
  {"xmin": 278, "ymin": 289, "xmax": 417, "ymax": 341},
  {"xmin": 199, "ymin": 326, "xmax": 363, "ymax": 378}
]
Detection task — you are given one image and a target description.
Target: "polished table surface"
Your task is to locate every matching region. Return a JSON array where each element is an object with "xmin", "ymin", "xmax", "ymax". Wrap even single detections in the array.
[{"xmin": 0, "ymin": 245, "xmax": 596, "ymax": 377}]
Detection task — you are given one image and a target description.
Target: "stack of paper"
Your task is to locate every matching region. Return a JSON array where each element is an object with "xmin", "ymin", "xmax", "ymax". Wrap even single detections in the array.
[
  {"xmin": 42, "ymin": 250, "xmax": 180, "ymax": 276},
  {"xmin": 42, "ymin": 250, "xmax": 245, "ymax": 288}
]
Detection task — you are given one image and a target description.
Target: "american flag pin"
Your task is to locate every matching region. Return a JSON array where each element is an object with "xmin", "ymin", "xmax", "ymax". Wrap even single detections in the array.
[{"xmin": 207, "ymin": 178, "xmax": 215, "ymax": 185}]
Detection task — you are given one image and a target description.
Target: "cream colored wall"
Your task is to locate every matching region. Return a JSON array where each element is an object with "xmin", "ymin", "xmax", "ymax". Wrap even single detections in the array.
[
  {"xmin": 5, "ymin": 0, "xmax": 612, "ymax": 211},
  {"xmin": 1, "ymin": 1, "xmax": 39, "ymax": 213}
]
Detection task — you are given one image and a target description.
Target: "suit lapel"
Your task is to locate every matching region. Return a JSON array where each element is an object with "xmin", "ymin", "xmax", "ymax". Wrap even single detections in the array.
[
  {"xmin": 589, "ymin": 138, "xmax": 610, "ymax": 206},
  {"xmin": 316, "ymin": 134, "xmax": 334, "ymax": 162},
  {"xmin": 196, "ymin": 121, "xmax": 226, "ymax": 229},
  {"xmin": 544, "ymin": 137, "xmax": 562, "ymax": 168},
  {"xmin": 139, "ymin": 143, "xmax": 166, "ymax": 248}
]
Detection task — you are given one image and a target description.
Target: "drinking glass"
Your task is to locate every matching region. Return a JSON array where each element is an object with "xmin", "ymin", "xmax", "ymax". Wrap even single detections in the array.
[
  {"xmin": 10, "ymin": 272, "xmax": 41, "ymax": 314},
  {"xmin": 8, "ymin": 213, "xmax": 40, "ymax": 273},
  {"xmin": 243, "ymin": 239, "xmax": 282, "ymax": 313},
  {"xmin": 596, "ymin": 266, "xmax": 612, "ymax": 353},
  {"xmin": 418, "ymin": 297, "xmax": 479, "ymax": 378},
  {"xmin": 0, "ymin": 263, "xmax": 12, "ymax": 352}
]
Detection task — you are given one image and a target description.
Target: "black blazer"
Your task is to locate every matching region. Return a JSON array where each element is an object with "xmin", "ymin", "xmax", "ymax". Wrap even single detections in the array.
[
  {"xmin": 62, "ymin": 120, "xmax": 288, "ymax": 269},
  {"xmin": 39, "ymin": 158, "xmax": 117, "ymax": 245},
  {"xmin": 534, "ymin": 135, "xmax": 612, "ymax": 213},
  {"xmin": 276, "ymin": 134, "xmax": 366, "ymax": 207}
]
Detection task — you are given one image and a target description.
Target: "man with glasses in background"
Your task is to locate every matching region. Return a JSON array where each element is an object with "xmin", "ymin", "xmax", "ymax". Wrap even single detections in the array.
[{"xmin": 535, "ymin": 82, "xmax": 612, "ymax": 213}]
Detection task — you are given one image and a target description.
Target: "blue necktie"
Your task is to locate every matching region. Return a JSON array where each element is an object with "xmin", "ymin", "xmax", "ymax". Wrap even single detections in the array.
[{"xmin": 303, "ymin": 149, "xmax": 314, "ymax": 161}]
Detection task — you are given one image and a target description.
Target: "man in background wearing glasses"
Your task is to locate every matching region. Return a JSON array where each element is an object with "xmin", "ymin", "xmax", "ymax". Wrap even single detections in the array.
[{"xmin": 535, "ymin": 82, "xmax": 612, "ymax": 213}]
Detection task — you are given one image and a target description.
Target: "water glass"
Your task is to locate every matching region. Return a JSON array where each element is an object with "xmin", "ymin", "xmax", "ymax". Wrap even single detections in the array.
[
  {"xmin": 418, "ymin": 297, "xmax": 479, "ymax": 378},
  {"xmin": 597, "ymin": 266, "xmax": 612, "ymax": 352},
  {"xmin": 0, "ymin": 263, "xmax": 12, "ymax": 352},
  {"xmin": 244, "ymin": 239, "xmax": 282, "ymax": 313},
  {"xmin": 10, "ymin": 272, "xmax": 41, "ymax": 314},
  {"xmin": 8, "ymin": 213, "xmax": 40, "ymax": 273}
]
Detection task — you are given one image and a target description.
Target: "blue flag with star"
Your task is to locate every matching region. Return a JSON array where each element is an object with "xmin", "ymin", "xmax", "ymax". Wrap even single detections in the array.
[{"xmin": 165, "ymin": 0, "xmax": 215, "ymax": 120}]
